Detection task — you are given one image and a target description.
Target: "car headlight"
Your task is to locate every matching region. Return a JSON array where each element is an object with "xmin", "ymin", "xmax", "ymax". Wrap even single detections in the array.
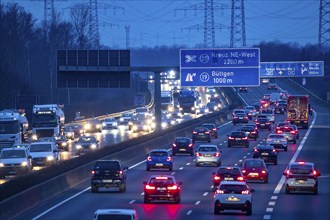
[
  {"xmin": 171, "ymin": 120, "xmax": 176, "ymax": 125},
  {"xmin": 84, "ymin": 124, "xmax": 91, "ymax": 130},
  {"xmin": 205, "ymin": 109, "xmax": 209, "ymax": 113},
  {"xmin": 191, "ymin": 107, "xmax": 195, "ymax": 111},
  {"xmin": 21, "ymin": 161, "xmax": 28, "ymax": 166},
  {"xmin": 91, "ymin": 144, "xmax": 97, "ymax": 149},
  {"xmin": 32, "ymin": 135, "xmax": 38, "ymax": 140},
  {"xmin": 67, "ymin": 133, "xmax": 72, "ymax": 137},
  {"xmin": 96, "ymin": 124, "xmax": 101, "ymax": 128},
  {"xmin": 120, "ymin": 118, "xmax": 124, "ymax": 122},
  {"xmin": 61, "ymin": 142, "xmax": 67, "ymax": 146},
  {"xmin": 47, "ymin": 156, "xmax": 54, "ymax": 161},
  {"xmin": 102, "ymin": 123, "xmax": 106, "ymax": 127},
  {"xmin": 161, "ymin": 122, "xmax": 168, "ymax": 128},
  {"xmin": 143, "ymin": 125, "xmax": 149, "ymax": 130},
  {"xmin": 214, "ymin": 94, "xmax": 218, "ymax": 97},
  {"xmin": 0, "ymin": 163, "xmax": 4, "ymax": 167},
  {"xmin": 76, "ymin": 145, "xmax": 82, "ymax": 149},
  {"xmin": 132, "ymin": 125, "xmax": 137, "ymax": 130},
  {"xmin": 79, "ymin": 130, "xmax": 84, "ymax": 133}
]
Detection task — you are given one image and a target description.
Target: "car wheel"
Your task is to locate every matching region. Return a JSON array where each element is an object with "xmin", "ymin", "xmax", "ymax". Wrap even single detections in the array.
[
  {"xmin": 91, "ymin": 185, "xmax": 98, "ymax": 193},
  {"xmin": 228, "ymin": 144, "xmax": 231, "ymax": 148},
  {"xmin": 144, "ymin": 195, "xmax": 150, "ymax": 204},
  {"xmin": 246, "ymin": 202, "xmax": 252, "ymax": 216},
  {"xmin": 119, "ymin": 184, "xmax": 126, "ymax": 193},
  {"xmin": 174, "ymin": 195, "xmax": 181, "ymax": 204},
  {"xmin": 214, "ymin": 201, "xmax": 221, "ymax": 215},
  {"xmin": 190, "ymin": 152, "xmax": 194, "ymax": 156},
  {"xmin": 285, "ymin": 185, "xmax": 290, "ymax": 194},
  {"xmin": 216, "ymin": 161, "xmax": 221, "ymax": 166},
  {"xmin": 313, "ymin": 186, "xmax": 318, "ymax": 195},
  {"xmin": 195, "ymin": 162, "xmax": 199, "ymax": 167},
  {"xmin": 284, "ymin": 147, "xmax": 288, "ymax": 152},
  {"xmin": 146, "ymin": 166, "xmax": 150, "ymax": 171},
  {"xmin": 264, "ymin": 177, "xmax": 268, "ymax": 183},
  {"xmin": 293, "ymin": 140, "xmax": 297, "ymax": 144}
]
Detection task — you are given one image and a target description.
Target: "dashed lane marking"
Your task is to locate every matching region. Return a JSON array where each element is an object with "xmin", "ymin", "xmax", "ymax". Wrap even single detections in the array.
[
  {"xmin": 186, "ymin": 163, "xmax": 190, "ymax": 165},
  {"xmin": 171, "ymin": 172, "xmax": 176, "ymax": 175},
  {"xmin": 271, "ymin": 196, "xmax": 277, "ymax": 200},
  {"xmin": 195, "ymin": 201, "xmax": 201, "ymax": 205},
  {"xmin": 263, "ymin": 215, "xmax": 271, "ymax": 219},
  {"xmin": 268, "ymin": 201, "xmax": 275, "ymax": 206},
  {"xmin": 266, "ymin": 208, "xmax": 273, "ymax": 212},
  {"xmin": 186, "ymin": 210, "xmax": 192, "ymax": 215},
  {"xmin": 179, "ymin": 167, "xmax": 184, "ymax": 170},
  {"xmin": 203, "ymin": 192, "xmax": 208, "ymax": 196},
  {"xmin": 129, "ymin": 200, "xmax": 135, "ymax": 204}
]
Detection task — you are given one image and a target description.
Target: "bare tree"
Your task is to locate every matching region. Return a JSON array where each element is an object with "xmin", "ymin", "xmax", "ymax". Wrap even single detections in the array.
[{"xmin": 70, "ymin": 3, "xmax": 91, "ymax": 49}]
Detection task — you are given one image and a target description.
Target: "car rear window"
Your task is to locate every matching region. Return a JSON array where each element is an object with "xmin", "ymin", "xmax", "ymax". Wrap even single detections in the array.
[
  {"xmin": 97, "ymin": 214, "xmax": 132, "ymax": 220},
  {"xmin": 268, "ymin": 135, "xmax": 284, "ymax": 139},
  {"xmin": 244, "ymin": 160, "xmax": 264, "ymax": 168},
  {"xmin": 150, "ymin": 151, "xmax": 168, "ymax": 157},
  {"xmin": 240, "ymin": 127, "xmax": 253, "ymax": 131},
  {"xmin": 290, "ymin": 164, "xmax": 313, "ymax": 174},
  {"xmin": 202, "ymin": 124, "xmax": 215, "ymax": 129},
  {"xmin": 198, "ymin": 146, "xmax": 217, "ymax": 152},
  {"xmin": 175, "ymin": 138, "xmax": 190, "ymax": 144},
  {"xmin": 94, "ymin": 161, "xmax": 120, "ymax": 170},
  {"xmin": 219, "ymin": 184, "xmax": 248, "ymax": 193},
  {"xmin": 150, "ymin": 178, "xmax": 174, "ymax": 185},
  {"xmin": 218, "ymin": 168, "xmax": 241, "ymax": 175},
  {"xmin": 231, "ymin": 132, "xmax": 245, "ymax": 137}
]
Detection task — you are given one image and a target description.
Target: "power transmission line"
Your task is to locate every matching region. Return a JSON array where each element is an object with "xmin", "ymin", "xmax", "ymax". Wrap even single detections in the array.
[{"xmin": 318, "ymin": 0, "xmax": 330, "ymax": 48}]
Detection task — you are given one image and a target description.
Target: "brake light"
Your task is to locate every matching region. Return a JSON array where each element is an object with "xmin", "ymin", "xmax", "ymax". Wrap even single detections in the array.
[
  {"xmin": 276, "ymin": 127, "xmax": 280, "ymax": 130},
  {"xmin": 193, "ymin": 131, "xmax": 197, "ymax": 134},
  {"xmin": 212, "ymin": 128, "xmax": 217, "ymax": 131},
  {"xmin": 237, "ymin": 176, "xmax": 244, "ymax": 181},
  {"xmin": 91, "ymin": 170, "xmax": 96, "ymax": 175},
  {"xmin": 118, "ymin": 170, "xmax": 123, "ymax": 175},
  {"xmin": 216, "ymin": 189, "xmax": 224, "ymax": 194},
  {"xmin": 242, "ymin": 169, "xmax": 246, "ymax": 173},
  {"xmin": 266, "ymin": 122, "xmax": 270, "ymax": 124},
  {"xmin": 272, "ymin": 149, "xmax": 276, "ymax": 153},
  {"xmin": 214, "ymin": 176, "xmax": 221, "ymax": 181},
  {"xmin": 188, "ymin": 143, "xmax": 193, "ymax": 147},
  {"xmin": 290, "ymin": 131, "xmax": 296, "ymax": 134},
  {"xmin": 241, "ymin": 190, "xmax": 250, "ymax": 195},
  {"xmin": 251, "ymin": 131, "xmax": 256, "ymax": 134},
  {"xmin": 155, "ymin": 176, "xmax": 168, "ymax": 180},
  {"xmin": 172, "ymin": 144, "xmax": 177, "ymax": 147},
  {"xmin": 205, "ymin": 131, "xmax": 210, "ymax": 134},
  {"xmin": 255, "ymin": 122, "xmax": 260, "ymax": 124},
  {"xmin": 196, "ymin": 152, "xmax": 202, "ymax": 157},
  {"xmin": 285, "ymin": 126, "xmax": 289, "ymax": 129},
  {"xmin": 313, "ymin": 170, "xmax": 318, "ymax": 176},
  {"xmin": 298, "ymin": 161, "xmax": 305, "ymax": 165},
  {"xmin": 213, "ymin": 152, "xmax": 220, "ymax": 157},
  {"xmin": 262, "ymin": 170, "xmax": 267, "ymax": 174},
  {"xmin": 254, "ymin": 148, "xmax": 258, "ymax": 152},
  {"xmin": 145, "ymin": 184, "xmax": 156, "ymax": 190},
  {"xmin": 147, "ymin": 156, "xmax": 152, "ymax": 161},
  {"xmin": 234, "ymin": 117, "xmax": 238, "ymax": 119},
  {"xmin": 277, "ymin": 130, "xmax": 283, "ymax": 134},
  {"xmin": 242, "ymin": 137, "xmax": 248, "ymax": 140},
  {"xmin": 167, "ymin": 185, "xmax": 178, "ymax": 190},
  {"xmin": 228, "ymin": 137, "xmax": 234, "ymax": 140},
  {"xmin": 166, "ymin": 157, "xmax": 172, "ymax": 161}
]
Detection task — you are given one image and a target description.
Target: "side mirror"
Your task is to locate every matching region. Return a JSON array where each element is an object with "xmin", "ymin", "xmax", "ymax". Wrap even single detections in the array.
[
  {"xmin": 178, "ymin": 181, "xmax": 183, "ymax": 185},
  {"xmin": 227, "ymin": 135, "xmax": 229, "ymax": 137},
  {"xmin": 27, "ymin": 155, "xmax": 32, "ymax": 159},
  {"xmin": 250, "ymin": 189, "xmax": 255, "ymax": 193},
  {"xmin": 212, "ymin": 172, "xmax": 215, "ymax": 175}
]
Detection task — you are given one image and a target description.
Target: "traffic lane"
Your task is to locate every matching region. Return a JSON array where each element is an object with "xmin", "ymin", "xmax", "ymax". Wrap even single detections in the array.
[{"xmin": 264, "ymin": 111, "xmax": 330, "ymax": 220}]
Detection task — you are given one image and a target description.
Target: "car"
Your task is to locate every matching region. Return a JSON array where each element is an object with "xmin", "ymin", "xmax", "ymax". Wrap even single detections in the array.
[
  {"xmin": 91, "ymin": 160, "xmax": 128, "ymax": 193},
  {"xmin": 260, "ymin": 99, "xmax": 271, "ymax": 109},
  {"xmin": 239, "ymin": 87, "xmax": 248, "ymax": 92},
  {"xmin": 75, "ymin": 136, "xmax": 99, "ymax": 155},
  {"xmin": 206, "ymin": 101, "xmax": 218, "ymax": 112},
  {"xmin": 255, "ymin": 117, "xmax": 271, "ymax": 130},
  {"xmin": 283, "ymin": 161, "xmax": 320, "ymax": 194},
  {"xmin": 244, "ymin": 106, "xmax": 257, "ymax": 119},
  {"xmin": 275, "ymin": 122, "xmax": 291, "ymax": 133},
  {"xmin": 29, "ymin": 141, "xmax": 61, "ymax": 168},
  {"xmin": 277, "ymin": 100, "xmax": 287, "ymax": 111},
  {"xmin": 238, "ymin": 126, "xmax": 258, "ymax": 140},
  {"xmin": 241, "ymin": 158, "xmax": 269, "ymax": 183},
  {"xmin": 260, "ymin": 108, "xmax": 275, "ymax": 123},
  {"xmin": 84, "ymin": 119, "xmax": 102, "ymax": 133},
  {"xmin": 227, "ymin": 131, "xmax": 249, "ymax": 148},
  {"xmin": 38, "ymin": 136, "xmax": 56, "ymax": 143},
  {"xmin": 143, "ymin": 175, "xmax": 182, "ymax": 204},
  {"xmin": 135, "ymin": 107, "xmax": 150, "ymax": 118},
  {"xmin": 265, "ymin": 133, "xmax": 288, "ymax": 151},
  {"xmin": 101, "ymin": 118, "xmax": 118, "ymax": 129},
  {"xmin": 62, "ymin": 126, "xmax": 75, "ymax": 140},
  {"xmin": 212, "ymin": 166, "xmax": 245, "ymax": 189},
  {"xmin": 201, "ymin": 123, "xmax": 218, "ymax": 138},
  {"xmin": 93, "ymin": 209, "xmax": 138, "ymax": 220},
  {"xmin": 131, "ymin": 119, "xmax": 152, "ymax": 133},
  {"xmin": 54, "ymin": 134, "xmax": 69, "ymax": 151},
  {"xmin": 67, "ymin": 123, "xmax": 85, "ymax": 137},
  {"xmin": 192, "ymin": 127, "xmax": 211, "ymax": 143},
  {"xmin": 267, "ymin": 82, "xmax": 278, "ymax": 90},
  {"xmin": 276, "ymin": 125, "xmax": 298, "ymax": 144},
  {"xmin": 251, "ymin": 103, "xmax": 261, "ymax": 115},
  {"xmin": 0, "ymin": 147, "xmax": 32, "ymax": 178},
  {"xmin": 119, "ymin": 112, "xmax": 133, "ymax": 125},
  {"xmin": 172, "ymin": 137, "xmax": 194, "ymax": 156},
  {"xmin": 232, "ymin": 109, "xmax": 246, "ymax": 117},
  {"xmin": 253, "ymin": 145, "xmax": 278, "ymax": 165},
  {"xmin": 244, "ymin": 124, "xmax": 260, "ymax": 138},
  {"xmin": 146, "ymin": 149, "xmax": 173, "ymax": 171},
  {"xmin": 232, "ymin": 113, "xmax": 249, "ymax": 125},
  {"xmin": 274, "ymin": 103, "xmax": 285, "ymax": 114},
  {"xmin": 195, "ymin": 144, "xmax": 221, "ymax": 166},
  {"xmin": 289, "ymin": 124, "xmax": 300, "ymax": 139},
  {"xmin": 214, "ymin": 181, "xmax": 254, "ymax": 215}
]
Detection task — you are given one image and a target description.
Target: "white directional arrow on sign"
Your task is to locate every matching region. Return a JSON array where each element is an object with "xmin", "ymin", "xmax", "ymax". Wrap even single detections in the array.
[{"xmin": 279, "ymin": 71, "xmax": 283, "ymax": 75}]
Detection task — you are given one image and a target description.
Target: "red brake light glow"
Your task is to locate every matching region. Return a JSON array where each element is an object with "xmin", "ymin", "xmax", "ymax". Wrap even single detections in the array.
[
  {"xmin": 172, "ymin": 144, "xmax": 176, "ymax": 147},
  {"xmin": 196, "ymin": 152, "xmax": 202, "ymax": 157},
  {"xmin": 91, "ymin": 170, "xmax": 96, "ymax": 175},
  {"xmin": 167, "ymin": 185, "xmax": 178, "ymax": 190},
  {"xmin": 216, "ymin": 189, "xmax": 224, "ymax": 194},
  {"xmin": 193, "ymin": 131, "xmax": 197, "ymax": 134},
  {"xmin": 214, "ymin": 176, "xmax": 221, "ymax": 180},
  {"xmin": 155, "ymin": 176, "xmax": 168, "ymax": 180},
  {"xmin": 188, "ymin": 143, "xmax": 193, "ymax": 147},
  {"xmin": 262, "ymin": 170, "xmax": 267, "ymax": 174},
  {"xmin": 298, "ymin": 161, "xmax": 305, "ymax": 165},
  {"xmin": 145, "ymin": 184, "xmax": 156, "ymax": 190},
  {"xmin": 242, "ymin": 137, "xmax": 248, "ymax": 140},
  {"xmin": 147, "ymin": 156, "xmax": 152, "ymax": 161},
  {"xmin": 166, "ymin": 157, "xmax": 172, "ymax": 161},
  {"xmin": 228, "ymin": 137, "xmax": 234, "ymax": 140},
  {"xmin": 241, "ymin": 190, "xmax": 250, "ymax": 195},
  {"xmin": 214, "ymin": 152, "xmax": 220, "ymax": 157},
  {"xmin": 237, "ymin": 176, "xmax": 244, "ymax": 181},
  {"xmin": 205, "ymin": 131, "xmax": 210, "ymax": 134}
]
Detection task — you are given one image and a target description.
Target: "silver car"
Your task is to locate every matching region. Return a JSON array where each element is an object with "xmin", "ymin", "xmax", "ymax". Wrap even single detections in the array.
[
  {"xmin": 195, "ymin": 145, "xmax": 222, "ymax": 166},
  {"xmin": 266, "ymin": 134, "xmax": 288, "ymax": 151}
]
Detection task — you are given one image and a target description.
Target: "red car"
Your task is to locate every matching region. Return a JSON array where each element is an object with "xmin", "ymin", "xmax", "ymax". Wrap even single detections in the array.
[{"xmin": 241, "ymin": 158, "xmax": 268, "ymax": 183}]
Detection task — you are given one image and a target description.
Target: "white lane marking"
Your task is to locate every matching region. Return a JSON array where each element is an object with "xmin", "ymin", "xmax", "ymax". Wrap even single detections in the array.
[
  {"xmin": 273, "ymin": 111, "xmax": 317, "ymax": 195},
  {"xmin": 247, "ymin": 152, "xmax": 250, "ymax": 155},
  {"xmin": 32, "ymin": 187, "xmax": 90, "ymax": 220},
  {"xmin": 271, "ymin": 196, "xmax": 277, "ymax": 200},
  {"xmin": 129, "ymin": 159, "xmax": 147, "ymax": 169},
  {"xmin": 171, "ymin": 172, "xmax": 176, "ymax": 175},
  {"xmin": 141, "ymin": 192, "xmax": 144, "ymax": 196},
  {"xmin": 129, "ymin": 200, "xmax": 135, "ymax": 204},
  {"xmin": 186, "ymin": 163, "xmax": 190, "ymax": 166},
  {"xmin": 239, "ymin": 159, "xmax": 242, "ymax": 163},
  {"xmin": 179, "ymin": 167, "xmax": 184, "ymax": 170},
  {"xmin": 243, "ymin": 156, "xmax": 247, "ymax": 158},
  {"xmin": 186, "ymin": 210, "xmax": 192, "ymax": 215},
  {"xmin": 266, "ymin": 208, "xmax": 273, "ymax": 212},
  {"xmin": 195, "ymin": 201, "xmax": 201, "ymax": 205},
  {"xmin": 219, "ymin": 143, "xmax": 222, "ymax": 145},
  {"xmin": 203, "ymin": 192, "xmax": 208, "ymax": 196},
  {"xmin": 268, "ymin": 201, "xmax": 275, "ymax": 206},
  {"xmin": 234, "ymin": 163, "xmax": 238, "ymax": 166},
  {"xmin": 263, "ymin": 215, "xmax": 271, "ymax": 220}
]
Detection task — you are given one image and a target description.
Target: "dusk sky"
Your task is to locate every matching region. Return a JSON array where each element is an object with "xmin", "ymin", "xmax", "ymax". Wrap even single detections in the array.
[{"xmin": 3, "ymin": 0, "xmax": 321, "ymax": 48}]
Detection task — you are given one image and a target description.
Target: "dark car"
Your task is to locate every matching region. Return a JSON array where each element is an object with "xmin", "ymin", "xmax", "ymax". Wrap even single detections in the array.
[
  {"xmin": 241, "ymin": 158, "xmax": 269, "ymax": 183},
  {"xmin": 239, "ymin": 87, "xmax": 248, "ymax": 92},
  {"xmin": 255, "ymin": 118, "xmax": 271, "ymax": 130},
  {"xmin": 201, "ymin": 123, "xmax": 218, "ymax": 138},
  {"xmin": 212, "ymin": 166, "xmax": 245, "ymax": 189},
  {"xmin": 253, "ymin": 145, "xmax": 278, "ymax": 165},
  {"xmin": 232, "ymin": 113, "xmax": 249, "ymax": 125},
  {"xmin": 277, "ymin": 100, "xmax": 287, "ymax": 111},
  {"xmin": 172, "ymin": 137, "xmax": 194, "ymax": 156},
  {"xmin": 227, "ymin": 131, "xmax": 249, "ymax": 148},
  {"xmin": 91, "ymin": 160, "xmax": 128, "ymax": 193},
  {"xmin": 146, "ymin": 149, "xmax": 173, "ymax": 171},
  {"xmin": 238, "ymin": 126, "xmax": 258, "ymax": 140},
  {"xmin": 62, "ymin": 126, "xmax": 75, "ymax": 140},
  {"xmin": 75, "ymin": 136, "xmax": 99, "ymax": 155},
  {"xmin": 244, "ymin": 124, "xmax": 260, "ymax": 139},
  {"xmin": 67, "ymin": 123, "xmax": 85, "ymax": 137},
  {"xmin": 84, "ymin": 119, "xmax": 102, "ymax": 133},
  {"xmin": 143, "ymin": 175, "xmax": 182, "ymax": 204},
  {"xmin": 275, "ymin": 122, "xmax": 291, "ymax": 132},
  {"xmin": 192, "ymin": 127, "xmax": 211, "ymax": 143},
  {"xmin": 274, "ymin": 104, "xmax": 285, "ymax": 114},
  {"xmin": 252, "ymin": 103, "xmax": 261, "ymax": 115},
  {"xmin": 54, "ymin": 134, "xmax": 69, "ymax": 151}
]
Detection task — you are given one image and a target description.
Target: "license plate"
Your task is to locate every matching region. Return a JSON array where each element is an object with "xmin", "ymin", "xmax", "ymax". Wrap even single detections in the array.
[
  {"xmin": 228, "ymin": 196, "xmax": 240, "ymax": 202},
  {"xmin": 235, "ymin": 138, "xmax": 241, "ymax": 140},
  {"xmin": 156, "ymin": 163, "xmax": 163, "ymax": 166},
  {"xmin": 224, "ymin": 177, "xmax": 234, "ymax": 181},
  {"xmin": 179, "ymin": 149, "xmax": 186, "ymax": 151},
  {"xmin": 204, "ymin": 154, "xmax": 211, "ymax": 157},
  {"xmin": 198, "ymin": 133, "xmax": 204, "ymax": 135},
  {"xmin": 261, "ymin": 152, "xmax": 269, "ymax": 155},
  {"xmin": 157, "ymin": 187, "xmax": 166, "ymax": 191},
  {"xmin": 260, "ymin": 124, "xmax": 265, "ymax": 126},
  {"xmin": 102, "ymin": 180, "xmax": 112, "ymax": 183},
  {"xmin": 239, "ymin": 117, "xmax": 243, "ymax": 119},
  {"xmin": 246, "ymin": 132, "xmax": 250, "ymax": 134},
  {"xmin": 298, "ymin": 180, "xmax": 305, "ymax": 184},
  {"xmin": 249, "ymin": 173, "xmax": 259, "ymax": 177}
]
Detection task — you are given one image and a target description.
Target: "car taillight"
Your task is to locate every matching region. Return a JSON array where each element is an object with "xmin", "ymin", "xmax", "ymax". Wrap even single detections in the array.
[
  {"xmin": 213, "ymin": 152, "xmax": 220, "ymax": 157},
  {"xmin": 286, "ymin": 170, "xmax": 291, "ymax": 175},
  {"xmin": 228, "ymin": 137, "xmax": 234, "ymax": 140},
  {"xmin": 254, "ymin": 148, "xmax": 258, "ymax": 152},
  {"xmin": 193, "ymin": 131, "xmax": 197, "ymax": 134},
  {"xmin": 244, "ymin": 117, "xmax": 248, "ymax": 119},
  {"xmin": 205, "ymin": 131, "xmax": 210, "ymax": 134},
  {"xmin": 255, "ymin": 122, "xmax": 260, "ymax": 124},
  {"xmin": 147, "ymin": 156, "xmax": 152, "ymax": 161},
  {"xmin": 91, "ymin": 170, "xmax": 96, "ymax": 175},
  {"xmin": 277, "ymin": 130, "xmax": 283, "ymax": 134},
  {"xmin": 266, "ymin": 122, "xmax": 270, "ymax": 124},
  {"xmin": 216, "ymin": 189, "xmax": 224, "ymax": 194},
  {"xmin": 214, "ymin": 176, "xmax": 221, "ymax": 181},
  {"xmin": 242, "ymin": 169, "xmax": 246, "ymax": 174},
  {"xmin": 242, "ymin": 137, "xmax": 248, "ymax": 140},
  {"xmin": 118, "ymin": 170, "xmax": 123, "ymax": 175},
  {"xmin": 290, "ymin": 131, "xmax": 296, "ymax": 134},
  {"xmin": 145, "ymin": 184, "xmax": 156, "ymax": 190},
  {"xmin": 262, "ymin": 170, "xmax": 267, "ymax": 174},
  {"xmin": 167, "ymin": 185, "xmax": 178, "ymax": 190},
  {"xmin": 276, "ymin": 127, "xmax": 280, "ymax": 130},
  {"xmin": 313, "ymin": 170, "xmax": 318, "ymax": 176},
  {"xmin": 172, "ymin": 144, "xmax": 177, "ymax": 147},
  {"xmin": 234, "ymin": 117, "xmax": 238, "ymax": 119},
  {"xmin": 166, "ymin": 157, "xmax": 172, "ymax": 161},
  {"xmin": 241, "ymin": 190, "xmax": 250, "ymax": 194},
  {"xmin": 188, "ymin": 143, "xmax": 193, "ymax": 147},
  {"xmin": 237, "ymin": 176, "xmax": 244, "ymax": 181},
  {"xmin": 272, "ymin": 149, "xmax": 276, "ymax": 153},
  {"xmin": 251, "ymin": 131, "xmax": 256, "ymax": 134},
  {"xmin": 196, "ymin": 152, "xmax": 202, "ymax": 157},
  {"xmin": 212, "ymin": 128, "xmax": 217, "ymax": 131}
]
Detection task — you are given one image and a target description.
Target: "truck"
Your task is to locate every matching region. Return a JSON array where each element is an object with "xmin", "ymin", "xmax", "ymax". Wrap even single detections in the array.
[
  {"xmin": 286, "ymin": 95, "xmax": 309, "ymax": 129},
  {"xmin": 31, "ymin": 104, "xmax": 65, "ymax": 140},
  {"xmin": 0, "ymin": 110, "xmax": 29, "ymax": 149},
  {"xmin": 178, "ymin": 89, "xmax": 196, "ymax": 114},
  {"xmin": 161, "ymin": 91, "xmax": 174, "ymax": 112}
]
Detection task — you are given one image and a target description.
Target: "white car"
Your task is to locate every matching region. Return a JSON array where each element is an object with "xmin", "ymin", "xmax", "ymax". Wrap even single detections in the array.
[
  {"xmin": 102, "ymin": 118, "xmax": 118, "ymax": 129},
  {"xmin": 0, "ymin": 147, "xmax": 32, "ymax": 177},
  {"xmin": 214, "ymin": 181, "xmax": 254, "ymax": 215},
  {"xmin": 283, "ymin": 161, "xmax": 320, "ymax": 194},
  {"xmin": 266, "ymin": 133, "xmax": 288, "ymax": 151},
  {"xmin": 260, "ymin": 108, "xmax": 275, "ymax": 123},
  {"xmin": 195, "ymin": 145, "xmax": 221, "ymax": 166},
  {"xmin": 93, "ymin": 209, "xmax": 138, "ymax": 220},
  {"xmin": 119, "ymin": 112, "xmax": 133, "ymax": 125},
  {"xmin": 29, "ymin": 141, "xmax": 61, "ymax": 167}
]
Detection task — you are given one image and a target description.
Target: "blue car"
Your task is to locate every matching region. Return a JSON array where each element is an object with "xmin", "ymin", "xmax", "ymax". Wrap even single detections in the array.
[{"xmin": 146, "ymin": 149, "xmax": 173, "ymax": 171}]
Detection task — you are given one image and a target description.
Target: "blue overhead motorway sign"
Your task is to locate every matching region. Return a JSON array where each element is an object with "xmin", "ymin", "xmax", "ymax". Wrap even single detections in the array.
[
  {"xmin": 180, "ymin": 48, "xmax": 260, "ymax": 87},
  {"xmin": 260, "ymin": 61, "xmax": 324, "ymax": 78}
]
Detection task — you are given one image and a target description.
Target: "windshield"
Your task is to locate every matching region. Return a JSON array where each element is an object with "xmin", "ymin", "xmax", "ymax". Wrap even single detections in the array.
[
  {"xmin": 0, "ymin": 121, "xmax": 20, "ymax": 134},
  {"xmin": 32, "ymin": 114, "xmax": 57, "ymax": 126},
  {"xmin": 198, "ymin": 146, "xmax": 217, "ymax": 152},
  {"xmin": 0, "ymin": 150, "xmax": 26, "ymax": 159},
  {"xmin": 161, "ymin": 97, "xmax": 172, "ymax": 103},
  {"xmin": 96, "ymin": 215, "xmax": 132, "ymax": 220},
  {"xmin": 180, "ymin": 96, "xmax": 195, "ymax": 103},
  {"xmin": 175, "ymin": 138, "xmax": 189, "ymax": 144},
  {"xmin": 30, "ymin": 144, "xmax": 52, "ymax": 152},
  {"xmin": 150, "ymin": 151, "xmax": 168, "ymax": 157},
  {"xmin": 78, "ymin": 137, "xmax": 96, "ymax": 143}
]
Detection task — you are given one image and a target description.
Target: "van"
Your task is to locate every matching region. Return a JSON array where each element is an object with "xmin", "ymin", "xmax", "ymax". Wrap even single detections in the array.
[{"xmin": 93, "ymin": 209, "xmax": 138, "ymax": 220}]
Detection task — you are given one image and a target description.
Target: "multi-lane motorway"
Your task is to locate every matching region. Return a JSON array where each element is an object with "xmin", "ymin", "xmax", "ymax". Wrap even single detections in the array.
[{"xmin": 11, "ymin": 80, "xmax": 330, "ymax": 220}]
